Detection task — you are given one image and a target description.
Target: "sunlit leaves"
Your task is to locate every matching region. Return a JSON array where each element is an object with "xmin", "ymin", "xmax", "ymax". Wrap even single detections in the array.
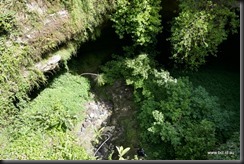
[
  {"xmin": 169, "ymin": 0, "xmax": 239, "ymax": 70},
  {"xmin": 0, "ymin": 73, "xmax": 92, "ymax": 159},
  {"xmin": 116, "ymin": 146, "xmax": 131, "ymax": 160},
  {"xmin": 139, "ymin": 77, "xmax": 231, "ymax": 159},
  {"xmin": 111, "ymin": 0, "xmax": 162, "ymax": 49},
  {"xmin": 169, "ymin": 10, "xmax": 215, "ymax": 69}
]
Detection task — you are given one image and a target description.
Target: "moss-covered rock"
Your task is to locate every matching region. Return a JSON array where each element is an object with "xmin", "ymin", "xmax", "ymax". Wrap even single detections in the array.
[{"xmin": 0, "ymin": 0, "xmax": 116, "ymax": 122}]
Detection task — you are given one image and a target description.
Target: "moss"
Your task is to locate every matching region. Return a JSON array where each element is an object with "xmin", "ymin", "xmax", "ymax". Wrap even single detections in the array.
[{"xmin": 0, "ymin": 0, "xmax": 116, "ymax": 128}]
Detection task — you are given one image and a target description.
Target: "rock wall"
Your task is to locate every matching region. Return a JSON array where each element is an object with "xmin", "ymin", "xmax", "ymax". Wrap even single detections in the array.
[{"xmin": 0, "ymin": 0, "xmax": 116, "ymax": 116}]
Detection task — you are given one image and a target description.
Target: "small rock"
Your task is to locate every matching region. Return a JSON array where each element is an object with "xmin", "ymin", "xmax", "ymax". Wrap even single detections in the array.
[
  {"xmin": 101, "ymin": 121, "xmax": 107, "ymax": 126},
  {"xmin": 82, "ymin": 121, "xmax": 90, "ymax": 128},
  {"xmin": 103, "ymin": 126, "xmax": 115, "ymax": 133},
  {"xmin": 89, "ymin": 112, "xmax": 95, "ymax": 118}
]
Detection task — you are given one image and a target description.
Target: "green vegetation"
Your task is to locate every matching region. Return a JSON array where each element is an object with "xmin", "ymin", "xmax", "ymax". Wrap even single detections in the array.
[
  {"xmin": 98, "ymin": 0, "xmax": 240, "ymax": 160},
  {"xmin": 111, "ymin": 0, "xmax": 162, "ymax": 55},
  {"xmin": 169, "ymin": 0, "xmax": 239, "ymax": 70},
  {"xmin": 101, "ymin": 53, "xmax": 238, "ymax": 159},
  {"xmin": 0, "ymin": 0, "xmax": 115, "ymax": 132},
  {"xmin": 171, "ymin": 65, "xmax": 240, "ymax": 135},
  {"xmin": 0, "ymin": 8, "xmax": 16, "ymax": 35},
  {"xmin": 0, "ymin": 0, "xmax": 115, "ymax": 160},
  {"xmin": 208, "ymin": 132, "xmax": 240, "ymax": 160},
  {"xmin": 0, "ymin": 0, "xmax": 240, "ymax": 161},
  {"xmin": 115, "ymin": 146, "xmax": 131, "ymax": 160},
  {"xmin": 0, "ymin": 73, "xmax": 93, "ymax": 159}
]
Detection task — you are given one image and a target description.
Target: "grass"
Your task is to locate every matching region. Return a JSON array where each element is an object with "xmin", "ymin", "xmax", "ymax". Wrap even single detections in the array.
[{"xmin": 0, "ymin": 72, "xmax": 94, "ymax": 160}]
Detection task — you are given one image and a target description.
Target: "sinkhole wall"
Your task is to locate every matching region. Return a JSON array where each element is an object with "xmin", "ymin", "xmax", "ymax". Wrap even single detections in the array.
[{"xmin": 0, "ymin": 0, "xmax": 116, "ymax": 120}]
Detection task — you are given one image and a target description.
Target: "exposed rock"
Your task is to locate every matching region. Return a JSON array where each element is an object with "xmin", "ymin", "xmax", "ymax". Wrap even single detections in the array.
[
  {"xmin": 35, "ymin": 55, "xmax": 61, "ymax": 72},
  {"xmin": 75, "ymin": 80, "xmax": 138, "ymax": 160},
  {"xmin": 75, "ymin": 99, "xmax": 113, "ymax": 156}
]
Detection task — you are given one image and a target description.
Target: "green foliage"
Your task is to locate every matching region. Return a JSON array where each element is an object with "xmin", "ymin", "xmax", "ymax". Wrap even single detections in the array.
[
  {"xmin": 0, "ymin": 130, "xmax": 92, "ymax": 160},
  {"xmin": 124, "ymin": 54, "xmax": 151, "ymax": 88},
  {"xmin": 100, "ymin": 55, "xmax": 125, "ymax": 85},
  {"xmin": 170, "ymin": 65, "xmax": 240, "ymax": 135},
  {"xmin": 208, "ymin": 131, "xmax": 240, "ymax": 160},
  {"xmin": 0, "ymin": 9, "xmax": 16, "ymax": 35},
  {"xmin": 113, "ymin": 146, "xmax": 140, "ymax": 160},
  {"xmin": 94, "ymin": 127, "xmax": 105, "ymax": 144},
  {"xmin": 0, "ymin": 4, "xmax": 116, "ymax": 157},
  {"xmin": 169, "ymin": 10, "xmax": 214, "ymax": 68},
  {"xmin": 14, "ymin": 101, "xmax": 77, "ymax": 134},
  {"xmin": 0, "ymin": 73, "xmax": 92, "ymax": 160},
  {"xmin": 0, "ymin": 0, "xmax": 115, "ymax": 123},
  {"xmin": 141, "ymin": 77, "xmax": 232, "ymax": 159},
  {"xmin": 101, "ymin": 54, "xmax": 176, "ymax": 103},
  {"xmin": 101, "ymin": 54, "xmax": 235, "ymax": 159},
  {"xmin": 66, "ymin": 0, "xmax": 115, "ymax": 41},
  {"xmin": 175, "ymin": 119, "xmax": 216, "ymax": 159},
  {"xmin": 0, "ymin": 36, "xmax": 43, "ymax": 127},
  {"xmin": 111, "ymin": 0, "xmax": 162, "ymax": 53},
  {"xmin": 191, "ymin": 86, "xmax": 232, "ymax": 132},
  {"xmin": 96, "ymin": 73, "xmax": 106, "ymax": 86},
  {"xmin": 17, "ymin": 72, "xmax": 90, "ymax": 128},
  {"xmin": 169, "ymin": 0, "xmax": 239, "ymax": 70},
  {"xmin": 116, "ymin": 146, "xmax": 131, "ymax": 160}
]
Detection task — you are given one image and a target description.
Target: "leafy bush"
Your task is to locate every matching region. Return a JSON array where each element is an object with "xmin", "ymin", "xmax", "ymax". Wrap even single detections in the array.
[
  {"xmin": 169, "ymin": 0, "xmax": 239, "ymax": 70},
  {"xmin": 111, "ymin": 0, "xmax": 162, "ymax": 54},
  {"xmin": 142, "ymin": 77, "xmax": 232, "ymax": 159},
  {"xmin": 208, "ymin": 131, "xmax": 240, "ymax": 160},
  {"xmin": 101, "ymin": 54, "xmax": 234, "ymax": 159}
]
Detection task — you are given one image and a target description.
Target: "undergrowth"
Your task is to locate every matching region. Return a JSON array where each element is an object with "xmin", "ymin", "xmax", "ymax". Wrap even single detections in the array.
[
  {"xmin": 0, "ymin": 0, "xmax": 115, "ymax": 135},
  {"xmin": 0, "ymin": 72, "xmax": 93, "ymax": 160},
  {"xmin": 100, "ymin": 54, "xmax": 240, "ymax": 160},
  {"xmin": 170, "ymin": 64, "xmax": 240, "ymax": 135}
]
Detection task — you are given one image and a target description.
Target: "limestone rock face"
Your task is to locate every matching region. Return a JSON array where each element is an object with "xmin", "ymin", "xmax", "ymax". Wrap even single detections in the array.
[
  {"xmin": 35, "ymin": 55, "xmax": 61, "ymax": 72},
  {"xmin": 0, "ymin": 0, "xmax": 115, "ymax": 107}
]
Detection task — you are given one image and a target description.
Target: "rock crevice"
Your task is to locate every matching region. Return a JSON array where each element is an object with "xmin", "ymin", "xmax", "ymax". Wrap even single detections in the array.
[{"xmin": 76, "ymin": 80, "xmax": 138, "ymax": 160}]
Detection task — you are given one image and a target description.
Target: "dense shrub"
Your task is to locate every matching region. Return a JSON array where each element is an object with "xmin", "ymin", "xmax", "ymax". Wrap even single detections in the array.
[
  {"xmin": 101, "ymin": 54, "xmax": 234, "ymax": 159},
  {"xmin": 111, "ymin": 0, "xmax": 162, "ymax": 54},
  {"xmin": 169, "ymin": 0, "xmax": 239, "ymax": 70},
  {"xmin": 144, "ymin": 78, "xmax": 231, "ymax": 159},
  {"xmin": 208, "ymin": 131, "xmax": 240, "ymax": 160}
]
